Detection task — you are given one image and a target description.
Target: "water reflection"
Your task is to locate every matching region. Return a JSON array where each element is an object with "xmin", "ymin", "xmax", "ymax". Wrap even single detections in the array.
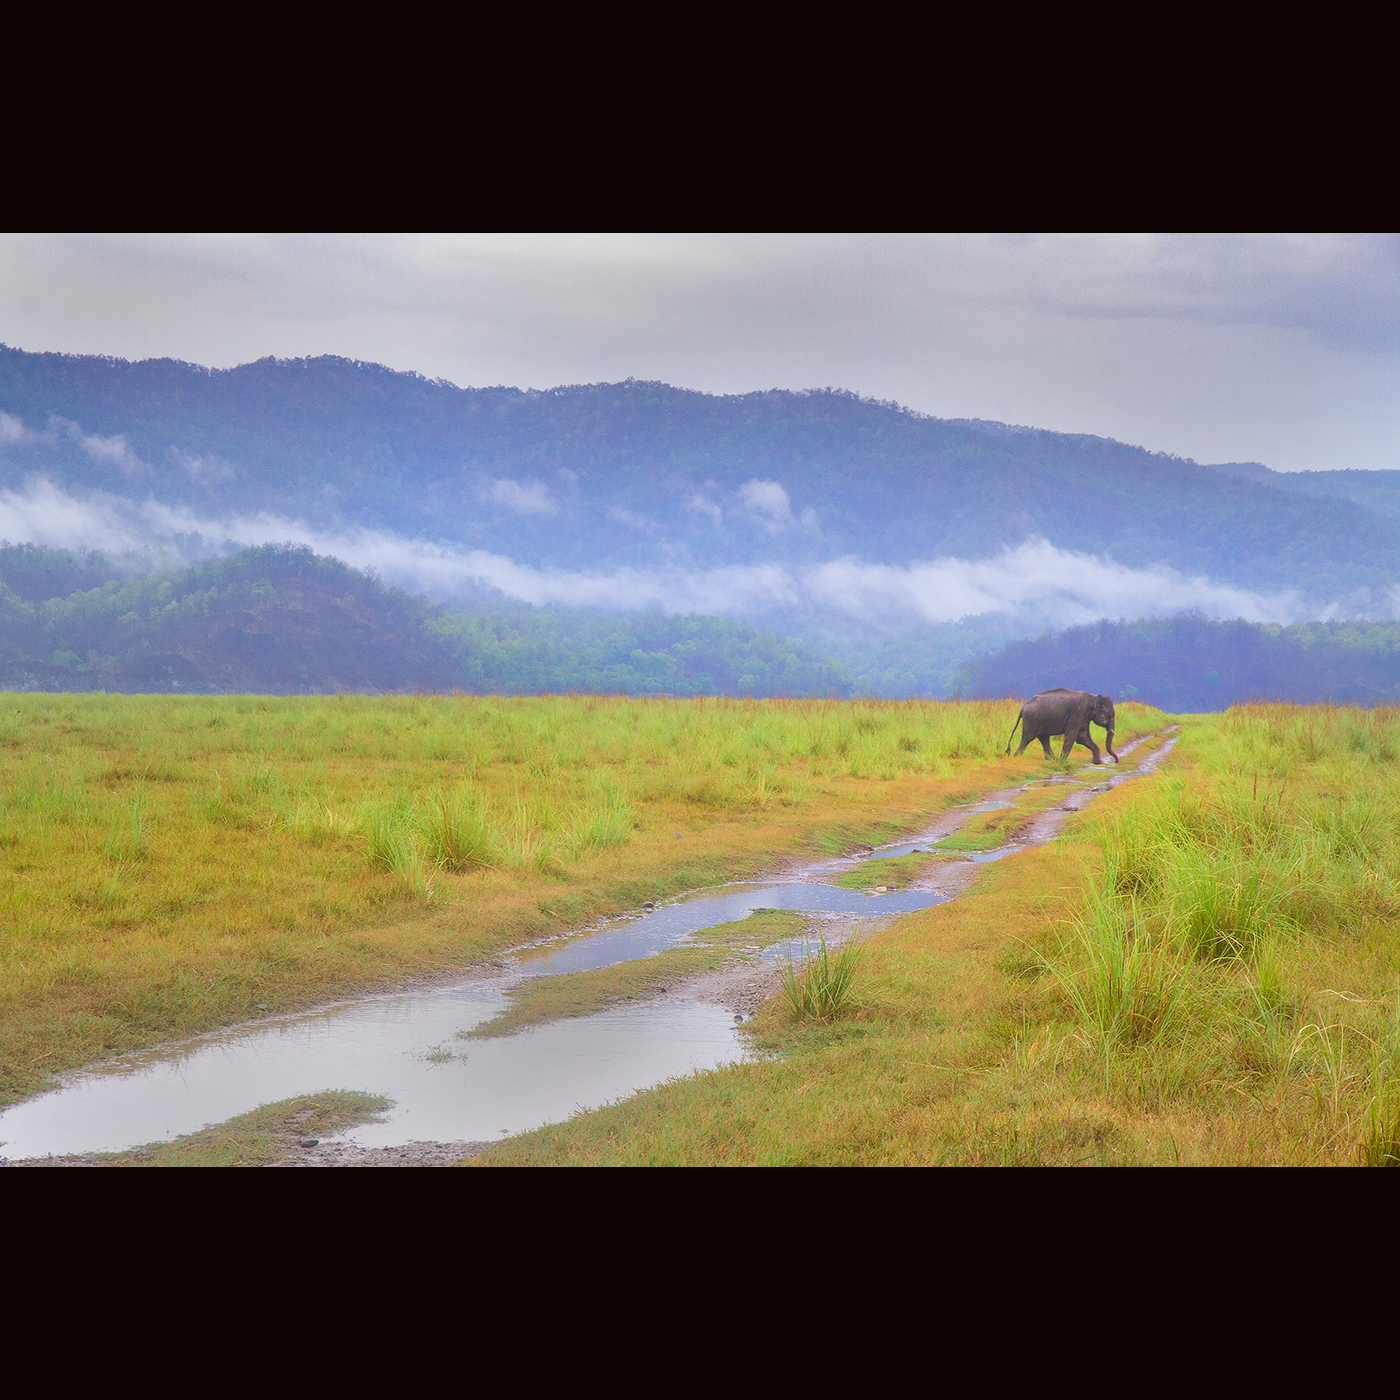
[
  {"xmin": 0, "ymin": 985, "xmax": 746, "ymax": 1158},
  {"xmin": 0, "ymin": 881, "xmax": 944, "ymax": 1159},
  {"xmin": 528, "ymin": 883, "xmax": 944, "ymax": 975}
]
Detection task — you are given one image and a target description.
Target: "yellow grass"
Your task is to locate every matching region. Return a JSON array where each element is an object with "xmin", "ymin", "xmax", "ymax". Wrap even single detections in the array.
[{"xmin": 0, "ymin": 691, "xmax": 1166, "ymax": 1105}]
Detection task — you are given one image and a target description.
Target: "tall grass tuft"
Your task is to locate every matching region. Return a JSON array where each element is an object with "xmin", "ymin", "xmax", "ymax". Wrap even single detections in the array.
[
  {"xmin": 1046, "ymin": 887, "xmax": 1190, "ymax": 1050},
  {"xmin": 365, "ymin": 803, "xmax": 439, "ymax": 901},
  {"xmin": 422, "ymin": 790, "xmax": 491, "ymax": 871},
  {"xmin": 566, "ymin": 784, "xmax": 633, "ymax": 858},
  {"xmin": 104, "ymin": 796, "xmax": 148, "ymax": 863},
  {"xmin": 500, "ymin": 798, "xmax": 554, "ymax": 871},
  {"xmin": 779, "ymin": 924, "xmax": 866, "ymax": 1022},
  {"xmin": 1361, "ymin": 1088, "xmax": 1400, "ymax": 1166},
  {"xmin": 1360, "ymin": 1002, "xmax": 1400, "ymax": 1165}
]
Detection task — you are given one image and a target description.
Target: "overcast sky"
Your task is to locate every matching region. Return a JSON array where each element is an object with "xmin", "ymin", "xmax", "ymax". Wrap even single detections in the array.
[{"xmin": 2, "ymin": 233, "xmax": 1396, "ymax": 473}]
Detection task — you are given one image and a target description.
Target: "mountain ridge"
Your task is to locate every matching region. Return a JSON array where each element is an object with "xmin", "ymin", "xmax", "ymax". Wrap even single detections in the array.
[{"xmin": 3, "ymin": 345, "xmax": 1397, "ymax": 607}]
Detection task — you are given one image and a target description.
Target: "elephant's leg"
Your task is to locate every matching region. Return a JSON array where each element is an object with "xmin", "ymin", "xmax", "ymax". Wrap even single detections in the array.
[
  {"xmin": 1014, "ymin": 733, "xmax": 1034, "ymax": 756},
  {"xmin": 1037, "ymin": 733, "xmax": 1054, "ymax": 758},
  {"xmin": 1078, "ymin": 727, "xmax": 1103, "ymax": 764}
]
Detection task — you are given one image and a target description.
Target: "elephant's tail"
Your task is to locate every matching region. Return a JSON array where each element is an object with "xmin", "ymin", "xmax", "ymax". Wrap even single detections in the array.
[{"xmin": 1005, "ymin": 708, "xmax": 1024, "ymax": 755}]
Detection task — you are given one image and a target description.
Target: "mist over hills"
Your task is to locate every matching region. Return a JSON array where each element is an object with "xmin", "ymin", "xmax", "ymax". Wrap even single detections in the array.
[
  {"xmin": 2, "ymin": 344, "xmax": 1398, "ymax": 702},
  {"xmin": 6, "ymin": 541, "xmax": 1396, "ymax": 709},
  {"xmin": 2, "ymin": 345, "xmax": 1398, "ymax": 610}
]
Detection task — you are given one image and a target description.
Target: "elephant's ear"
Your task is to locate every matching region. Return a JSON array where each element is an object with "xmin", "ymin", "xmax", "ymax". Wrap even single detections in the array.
[{"xmin": 1060, "ymin": 695, "xmax": 1092, "ymax": 758}]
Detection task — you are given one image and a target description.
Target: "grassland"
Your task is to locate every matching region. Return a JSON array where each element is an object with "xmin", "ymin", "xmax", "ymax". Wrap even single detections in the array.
[
  {"xmin": 0, "ymin": 692, "xmax": 1166, "ymax": 1106},
  {"xmin": 480, "ymin": 706, "xmax": 1400, "ymax": 1166}
]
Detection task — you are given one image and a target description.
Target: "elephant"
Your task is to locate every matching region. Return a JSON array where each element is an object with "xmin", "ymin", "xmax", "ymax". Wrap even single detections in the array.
[{"xmin": 1005, "ymin": 689, "xmax": 1118, "ymax": 765}]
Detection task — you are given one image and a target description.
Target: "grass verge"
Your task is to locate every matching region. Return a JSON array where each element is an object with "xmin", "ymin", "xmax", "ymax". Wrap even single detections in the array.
[
  {"xmin": 66, "ymin": 1091, "xmax": 389, "ymax": 1167},
  {"xmin": 833, "ymin": 852, "xmax": 948, "ymax": 890}
]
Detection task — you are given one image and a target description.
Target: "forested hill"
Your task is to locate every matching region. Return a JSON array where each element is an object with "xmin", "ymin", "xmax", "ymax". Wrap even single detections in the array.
[
  {"xmin": 0, "ymin": 545, "xmax": 851, "ymax": 697},
  {"xmin": 1210, "ymin": 461, "xmax": 1400, "ymax": 523},
  {"xmin": 959, "ymin": 617, "xmax": 1400, "ymax": 712},
  {"xmin": 2, "ymin": 345, "xmax": 1397, "ymax": 603}
]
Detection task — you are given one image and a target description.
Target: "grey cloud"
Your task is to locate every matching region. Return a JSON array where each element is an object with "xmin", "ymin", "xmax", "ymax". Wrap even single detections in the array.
[
  {"xmin": 4, "ymin": 234, "xmax": 1398, "ymax": 476},
  {"xmin": 951, "ymin": 234, "xmax": 1400, "ymax": 354}
]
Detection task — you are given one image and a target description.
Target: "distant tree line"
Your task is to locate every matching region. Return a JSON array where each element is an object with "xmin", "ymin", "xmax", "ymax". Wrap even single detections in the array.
[
  {"xmin": 0, "ymin": 541, "xmax": 137, "ymax": 600},
  {"xmin": 0, "ymin": 544, "xmax": 852, "ymax": 697},
  {"xmin": 959, "ymin": 615, "xmax": 1400, "ymax": 711},
  {"xmin": 429, "ymin": 607, "xmax": 849, "ymax": 699}
]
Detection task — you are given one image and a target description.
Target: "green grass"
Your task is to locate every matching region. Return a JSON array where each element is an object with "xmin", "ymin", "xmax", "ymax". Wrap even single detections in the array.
[
  {"xmin": 778, "ymin": 926, "xmax": 867, "ymax": 1021},
  {"xmin": 832, "ymin": 852, "xmax": 948, "ymax": 890}
]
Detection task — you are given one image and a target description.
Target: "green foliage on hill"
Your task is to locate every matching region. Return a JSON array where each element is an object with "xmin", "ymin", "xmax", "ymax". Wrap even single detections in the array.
[
  {"xmin": 1211, "ymin": 461, "xmax": 1400, "ymax": 522},
  {"xmin": 959, "ymin": 615, "xmax": 1400, "ymax": 712},
  {"xmin": 0, "ymin": 545, "xmax": 459, "ymax": 693},
  {"xmin": 429, "ymin": 607, "xmax": 849, "ymax": 698},
  {"xmin": 0, "ymin": 544, "xmax": 851, "ymax": 697},
  {"xmin": 0, "ymin": 541, "xmax": 134, "ymax": 601}
]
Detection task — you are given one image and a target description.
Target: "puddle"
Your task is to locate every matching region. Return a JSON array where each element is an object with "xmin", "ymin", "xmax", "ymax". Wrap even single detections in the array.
[
  {"xmin": 0, "ymin": 878, "xmax": 944, "ymax": 1160},
  {"xmin": 528, "ymin": 883, "xmax": 945, "ymax": 975},
  {"xmin": 0, "ymin": 729, "xmax": 1176, "ymax": 1162},
  {"xmin": 0, "ymin": 985, "xmax": 747, "ymax": 1159}
]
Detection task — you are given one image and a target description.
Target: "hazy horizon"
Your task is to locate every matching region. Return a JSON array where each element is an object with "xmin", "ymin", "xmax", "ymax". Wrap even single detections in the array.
[{"xmin": 3, "ymin": 234, "xmax": 1396, "ymax": 474}]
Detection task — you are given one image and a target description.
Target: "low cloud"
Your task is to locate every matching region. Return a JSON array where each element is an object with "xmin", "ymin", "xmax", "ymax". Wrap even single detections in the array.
[
  {"xmin": 802, "ymin": 541, "xmax": 1312, "ymax": 628},
  {"xmin": 0, "ymin": 477, "xmax": 152, "ymax": 553},
  {"xmin": 738, "ymin": 478, "xmax": 792, "ymax": 532},
  {"xmin": 486, "ymin": 477, "xmax": 555, "ymax": 514},
  {"xmin": 0, "ymin": 409, "xmax": 151, "ymax": 475},
  {"xmin": 416, "ymin": 539, "xmax": 1317, "ymax": 628},
  {"xmin": 0, "ymin": 480, "xmax": 1374, "ymax": 634},
  {"xmin": 79, "ymin": 431, "xmax": 147, "ymax": 474}
]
